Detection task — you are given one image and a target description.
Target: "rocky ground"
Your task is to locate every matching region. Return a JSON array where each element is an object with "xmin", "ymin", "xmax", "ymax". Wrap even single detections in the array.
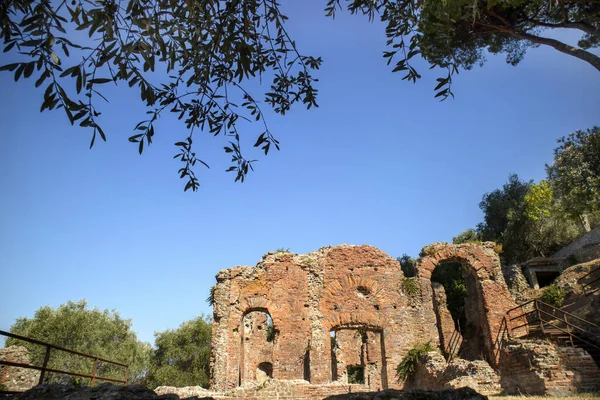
[{"xmin": 5, "ymin": 383, "xmax": 495, "ymax": 400}]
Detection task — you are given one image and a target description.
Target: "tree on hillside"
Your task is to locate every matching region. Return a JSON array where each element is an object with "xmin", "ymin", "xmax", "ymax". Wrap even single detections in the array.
[
  {"xmin": 2, "ymin": 1, "xmax": 598, "ymax": 190},
  {"xmin": 546, "ymin": 127, "xmax": 600, "ymax": 232},
  {"xmin": 477, "ymin": 174, "xmax": 581, "ymax": 264},
  {"xmin": 523, "ymin": 180, "xmax": 581, "ymax": 257},
  {"xmin": 6, "ymin": 300, "xmax": 151, "ymax": 385},
  {"xmin": 147, "ymin": 315, "xmax": 212, "ymax": 389}
]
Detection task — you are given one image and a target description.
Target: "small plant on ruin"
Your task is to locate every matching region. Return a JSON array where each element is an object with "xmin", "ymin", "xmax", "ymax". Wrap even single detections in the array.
[
  {"xmin": 401, "ymin": 278, "xmax": 420, "ymax": 296},
  {"xmin": 493, "ymin": 243, "xmax": 503, "ymax": 255},
  {"xmin": 0, "ymin": 384, "xmax": 8, "ymax": 392},
  {"xmin": 539, "ymin": 284, "xmax": 566, "ymax": 308},
  {"xmin": 419, "ymin": 245, "xmax": 437, "ymax": 258},
  {"xmin": 396, "ymin": 341, "xmax": 435, "ymax": 382},
  {"xmin": 206, "ymin": 285, "xmax": 216, "ymax": 306},
  {"xmin": 274, "ymin": 247, "xmax": 290, "ymax": 253}
]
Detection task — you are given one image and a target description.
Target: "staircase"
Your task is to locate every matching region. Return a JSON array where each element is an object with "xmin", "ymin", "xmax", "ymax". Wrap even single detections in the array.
[
  {"xmin": 498, "ymin": 299, "xmax": 600, "ymax": 367},
  {"xmin": 581, "ymin": 266, "xmax": 600, "ymax": 296}
]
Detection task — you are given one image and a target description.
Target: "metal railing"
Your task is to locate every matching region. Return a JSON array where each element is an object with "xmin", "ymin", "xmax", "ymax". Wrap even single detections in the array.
[
  {"xmin": 580, "ymin": 266, "xmax": 600, "ymax": 296},
  {"xmin": 493, "ymin": 299, "xmax": 600, "ymax": 362},
  {"xmin": 0, "ymin": 330, "xmax": 128, "ymax": 394},
  {"xmin": 446, "ymin": 326, "xmax": 463, "ymax": 364}
]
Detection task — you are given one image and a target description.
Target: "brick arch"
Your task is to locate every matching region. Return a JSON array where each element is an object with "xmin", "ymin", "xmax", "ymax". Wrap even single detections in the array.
[
  {"xmin": 322, "ymin": 274, "xmax": 390, "ymax": 331},
  {"xmin": 415, "ymin": 242, "xmax": 517, "ymax": 365}
]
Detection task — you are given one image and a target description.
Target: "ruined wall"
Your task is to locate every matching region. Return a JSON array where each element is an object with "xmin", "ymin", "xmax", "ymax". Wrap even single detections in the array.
[
  {"xmin": 416, "ymin": 242, "xmax": 518, "ymax": 364},
  {"xmin": 241, "ymin": 311, "xmax": 274, "ymax": 384},
  {"xmin": 498, "ymin": 339, "xmax": 600, "ymax": 395},
  {"xmin": 408, "ymin": 351, "xmax": 501, "ymax": 395},
  {"xmin": 210, "ymin": 245, "xmax": 440, "ymax": 391},
  {"xmin": 0, "ymin": 346, "xmax": 40, "ymax": 392}
]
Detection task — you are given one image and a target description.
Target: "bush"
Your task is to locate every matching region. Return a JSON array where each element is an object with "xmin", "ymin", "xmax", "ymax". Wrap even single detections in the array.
[
  {"xmin": 401, "ymin": 278, "xmax": 420, "ymax": 296},
  {"xmin": 539, "ymin": 284, "xmax": 566, "ymax": 308},
  {"xmin": 206, "ymin": 285, "xmax": 216, "ymax": 306},
  {"xmin": 396, "ymin": 341, "xmax": 435, "ymax": 382}
]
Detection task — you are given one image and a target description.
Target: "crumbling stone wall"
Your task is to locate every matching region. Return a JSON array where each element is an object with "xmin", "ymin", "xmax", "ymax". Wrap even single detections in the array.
[
  {"xmin": 0, "ymin": 346, "xmax": 40, "ymax": 392},
  {"xmin": 210, "ymin": 245, "xmax": 441, "ymax": 391},
  {"xmin": 416, "ymin": 242, "xmax": 518, "ymax": 364},
  {"xmin": 408, "ymin": 351, "xmax": 501, "ymax": 395},
  {"xmin": 210, "ymin": 243, "xmax": 523, "ymax": 395},
  {"xmin": 498, "ymin": 339, "xmax": 600, "ymax": 395}
]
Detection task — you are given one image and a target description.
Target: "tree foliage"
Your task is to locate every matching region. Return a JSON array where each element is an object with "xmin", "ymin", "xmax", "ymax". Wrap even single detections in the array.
[
  {"xmin": 6, "ymin": 300, "xmax": 151, "ymax": 385},
  {"xmin": 452, "ymin": 228, "xmax": 481, "ymax": 244},
  {"xmin": 476, "ymin": 173, "xmax": 580, "ymax": 264},
  {"xmin": 2, "ymin": 1, "xmax": 599, "ymax": 189},
  {"xmin": 546, "ymin": 127, "xmax": 600, "ymax": 232},
  {"xmin": 147, "ymin": 315, "xmax": 212, "ymax": 389},
  {"xmin": 327, "ymin": 0, "xmax": 599, "ymax": 101},
  {"xmin": 397, "ymin": 253, "xmax": 416, "ymax": 277},
  {"xmin": 0, "ymin": 0, "xmax": 321, "ymax": 190}
]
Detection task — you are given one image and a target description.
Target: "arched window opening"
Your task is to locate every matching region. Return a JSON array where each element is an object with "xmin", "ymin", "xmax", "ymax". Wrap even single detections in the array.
[{"xmin": 256, "ymin": 362, "xmax": 273, "ymax": 381}]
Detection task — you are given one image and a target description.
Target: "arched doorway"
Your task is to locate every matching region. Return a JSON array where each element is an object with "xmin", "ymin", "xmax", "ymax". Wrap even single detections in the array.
[
  {"xmin": 431, "ymin": 261, "xmax": 485, "ymax": 360},
  {"xmin": 240, "ymin": 309, "xmax": 275, "ymax": 385},
  {"xmin": 417, "ymin": 243, "xmax": 519, "ymax": 365}
]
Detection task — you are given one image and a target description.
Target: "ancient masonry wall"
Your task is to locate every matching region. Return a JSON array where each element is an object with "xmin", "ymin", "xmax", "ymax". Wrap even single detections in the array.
[
  {"xmin": 210, "ymin": 245, "xmax": 440, "ymax": 391},
  {"xmin": 416, "ymin": 242, "xmax": 518, "ymax": 364},
  {"xmin": 498, "ymin": 339, "xmax": 600, "ymax": 395},
  {"xmin": 0, "ymin": 346, "xmax": 40, "ymax": 392},
  {"xmin": 209, "ymin": 243, "xmax": 521, "ymax": 392}
]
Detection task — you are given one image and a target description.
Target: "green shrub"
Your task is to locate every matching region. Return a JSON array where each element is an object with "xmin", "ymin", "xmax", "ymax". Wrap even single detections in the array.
[
  {"xmin": 0, "ymin": 383, "xmax": 8, "ymax": 392},
  {"xmin": 539, "ymin": 284, "xmax": 566, "ymax": 308},
  {"xmin": 274, "ymin": 247, "xmax": 290, "ymax": 253},
  {"xmin": 401, "ymin": 278, "xmax": 420, "ymax": 296},
  {"xmin": 206, "ymin": 285, "xmax": 216, "ymax": 306},
  {"xmin": 347, "ymin": 365, "xmax": 364, "ymax": 384},
  {"xmin": 396, "ymin": 341, "xmax": 435, "ymax": 382},
  {"xmin": 419, "ymin": 245, "xmax": 437, "ymax": 258}
]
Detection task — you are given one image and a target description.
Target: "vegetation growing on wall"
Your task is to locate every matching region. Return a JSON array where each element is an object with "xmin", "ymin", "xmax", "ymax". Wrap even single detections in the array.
[
  {"xmin": 401, "ymin": 278, "xmax": 420, "ymax": 296},
  {"xmin": 396, "ymin": 341, "xmax": 435, "ymax": 382}
]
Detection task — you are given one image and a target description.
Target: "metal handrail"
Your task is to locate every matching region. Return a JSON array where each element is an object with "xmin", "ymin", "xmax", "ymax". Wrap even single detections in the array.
[
  {"xmin": 497, "ymin": 300, "xmax": 600, "ymax": 357},
  {"xmin": 492, "ymin": 316, "xmax": 510, "ymax": 362},
  {"xmin": 446, "ymin": 327, "xmax": 463, "ymax": 363},
  {"xmin": 0, "ymin": 329, "xmax": 128, "ymax": 393},
  {"xmin": 581, "ymin": 266, "xmax": 600, "ymax": 296}
]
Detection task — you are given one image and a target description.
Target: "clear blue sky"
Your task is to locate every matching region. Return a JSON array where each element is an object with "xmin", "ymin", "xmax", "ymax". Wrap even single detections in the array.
[{"xmin": 1, "ymin": 2, "xmax": 599, "ymax": 345}]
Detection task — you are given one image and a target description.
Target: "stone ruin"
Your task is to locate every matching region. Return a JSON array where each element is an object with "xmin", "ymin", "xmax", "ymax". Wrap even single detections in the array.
[
  {"xmin": 207, "ymin": 242, "xmax": 599, "ymax": 397},
  {"xmin": 0, "ymin": 346, "xmax": 40, "ymax": 392}
]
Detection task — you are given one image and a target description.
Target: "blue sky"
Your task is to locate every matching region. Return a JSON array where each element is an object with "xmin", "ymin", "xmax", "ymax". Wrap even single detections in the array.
[{"xmin": 1, "ymin": 2, "xmax": 599, "ymax": 345}]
